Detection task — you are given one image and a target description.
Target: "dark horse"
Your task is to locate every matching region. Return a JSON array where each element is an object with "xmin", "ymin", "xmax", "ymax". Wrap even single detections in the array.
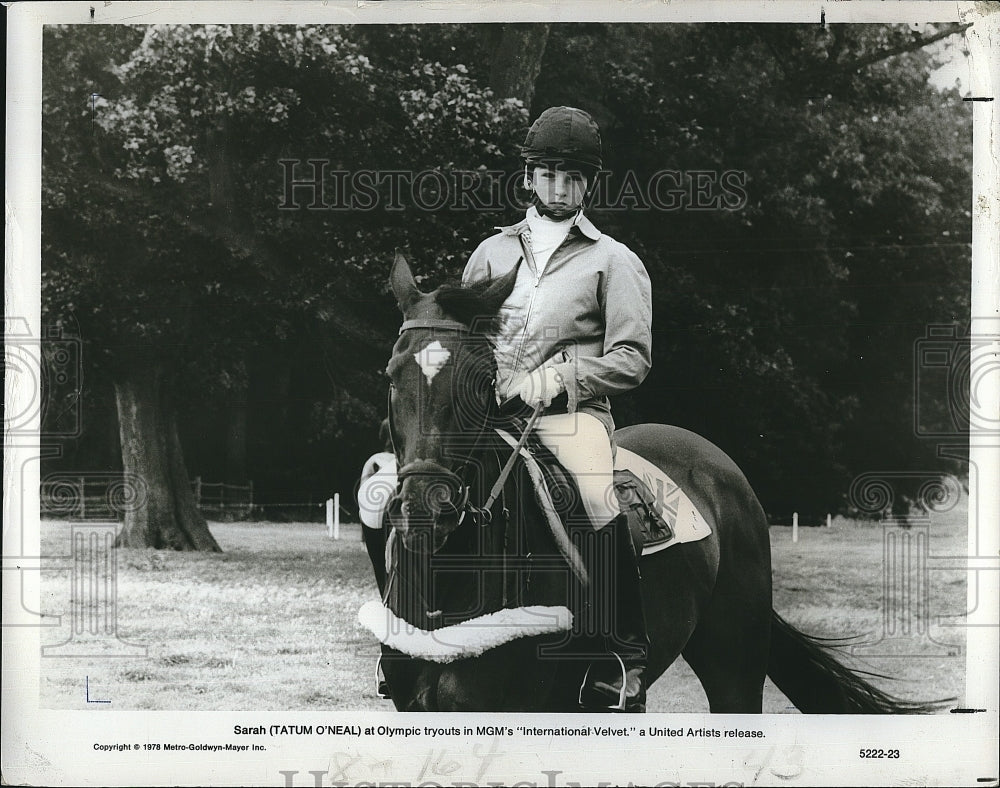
[{"xmin": 363, "ymin": 252, "xmax": 940, "ymax": 713}]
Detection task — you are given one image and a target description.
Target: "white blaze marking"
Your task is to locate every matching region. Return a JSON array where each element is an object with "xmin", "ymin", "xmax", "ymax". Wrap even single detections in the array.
[{"xmin": 413, "ymin": 340, "xmax": 451, "ymax": 385}]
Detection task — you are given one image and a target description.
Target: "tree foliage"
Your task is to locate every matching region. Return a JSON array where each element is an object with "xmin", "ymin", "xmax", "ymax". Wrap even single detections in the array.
[
  {"xmin": 532, "ymin": 23, "xmax": 971, "ymax": 514},
  {"xmin": 42, "ymin": 22, "xmax": 971, "ymax": 520}
]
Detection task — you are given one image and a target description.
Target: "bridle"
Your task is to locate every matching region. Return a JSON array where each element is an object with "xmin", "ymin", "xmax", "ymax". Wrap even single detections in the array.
[
  {"xmin": 387, "ymin": 318, "xmax": 498, "ymax": 526},
  {"xmin": 385, "ymin": 316, "xmax": 546, "ymax": 619}
]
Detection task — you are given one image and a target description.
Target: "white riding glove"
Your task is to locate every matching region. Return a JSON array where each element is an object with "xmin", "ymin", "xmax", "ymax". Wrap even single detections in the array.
[{"xmin": 516, "ymin": 366, "xmax": 565, "ymax": 408}]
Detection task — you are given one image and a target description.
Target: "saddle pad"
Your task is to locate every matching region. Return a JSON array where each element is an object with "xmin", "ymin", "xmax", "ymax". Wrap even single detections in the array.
[
  {"xmin": 358, "ymin": 454, "xmax": 397, "ymax": 530},
  {"xmin": 614, "ymin": 447, "xmax": 712, "ymax": 555},
  {"xmin": 358, "ymin": 599, "xmax": 573, "ymax": 663}
]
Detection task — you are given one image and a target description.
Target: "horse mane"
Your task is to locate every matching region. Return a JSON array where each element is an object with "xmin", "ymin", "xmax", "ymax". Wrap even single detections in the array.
[{"xmin": 434, "ymin": 279, "xmax": 504, "ymax": 336}]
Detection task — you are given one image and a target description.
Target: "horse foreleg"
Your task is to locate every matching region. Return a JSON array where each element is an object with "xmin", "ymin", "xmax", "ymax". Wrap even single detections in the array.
[
  {"xmin": 380, "ymin": 649, "xmax": 441, "ymax": 711},
  {"xmin": 434, "ymin": 638, "xmax": 578, "ymax": 711}
]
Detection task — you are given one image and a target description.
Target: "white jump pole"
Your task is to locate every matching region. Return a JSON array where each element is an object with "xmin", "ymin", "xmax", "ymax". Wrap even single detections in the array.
[
  {"xmin": 826, "ymin": 513, "xmax": 832, "ymax": 528},
  {"xmin": 333, "ymin": 493, "xmax": 341, "ymax": 540},
  {"xmin": 792, "ymin": 511, "xmax": 799, "ymax": 543},
  {"xmin": 326, "ymin": 498, "xmax": 334, "ymax": 538}
]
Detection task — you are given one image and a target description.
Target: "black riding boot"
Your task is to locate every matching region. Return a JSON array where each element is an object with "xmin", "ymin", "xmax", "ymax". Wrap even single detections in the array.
[{"xmin": 578, "ymin": 512, "xmax": 649, "ymax": 713}]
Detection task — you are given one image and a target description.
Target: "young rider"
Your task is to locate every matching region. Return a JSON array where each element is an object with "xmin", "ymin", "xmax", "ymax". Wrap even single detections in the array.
[{"xmin": 462, "ymin": 106, "xmax": 653, "ymax": 712}]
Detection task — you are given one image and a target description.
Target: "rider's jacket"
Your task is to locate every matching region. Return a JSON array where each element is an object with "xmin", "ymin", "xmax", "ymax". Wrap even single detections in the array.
[{"xmin": 462, "ymin": 210, "xmax": 652, "ymax": 436}]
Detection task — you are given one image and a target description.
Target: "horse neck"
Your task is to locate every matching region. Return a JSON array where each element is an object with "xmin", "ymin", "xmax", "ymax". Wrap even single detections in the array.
[
  {"xmin": 439, "ymin": 432, "xmax": 570, "ymax": 610},
  {"xmin": 389, "ymin": 433, "xmax": 564, "ymax": 630}
]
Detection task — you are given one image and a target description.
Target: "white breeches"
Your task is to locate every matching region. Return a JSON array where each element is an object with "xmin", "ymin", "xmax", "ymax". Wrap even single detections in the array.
[{"xmin": 533, "ymin": 411, "xmax": 620, "ymax": 527}]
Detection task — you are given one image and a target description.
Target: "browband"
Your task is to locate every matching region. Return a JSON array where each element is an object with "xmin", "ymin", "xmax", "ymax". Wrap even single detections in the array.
[{"xmin": 398, "ymin": 319, "xmax": 470, "ymax": 335}]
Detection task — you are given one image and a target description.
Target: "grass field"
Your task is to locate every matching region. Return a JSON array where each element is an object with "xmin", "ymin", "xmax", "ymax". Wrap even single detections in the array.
[{"xmin": 38, "ymin": 499, "xmax": 969, "ymax": 712}]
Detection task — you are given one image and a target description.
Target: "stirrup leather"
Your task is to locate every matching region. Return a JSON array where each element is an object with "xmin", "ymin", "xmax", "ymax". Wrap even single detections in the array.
[{"xmin": 578, "ymin": 651, "xmax": 628, "ymax": 711}]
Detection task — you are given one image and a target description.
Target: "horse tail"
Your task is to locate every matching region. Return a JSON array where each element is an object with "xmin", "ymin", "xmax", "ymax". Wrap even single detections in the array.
[{"xmin": 766, "ymin": 611, "xmax": 950, "ymax": 714}]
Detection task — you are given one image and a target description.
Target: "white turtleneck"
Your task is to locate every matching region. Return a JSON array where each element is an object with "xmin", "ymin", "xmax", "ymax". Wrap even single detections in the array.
[{"xmin": 525, "ymin": 205, "xmax": 577, "ymax": 272}]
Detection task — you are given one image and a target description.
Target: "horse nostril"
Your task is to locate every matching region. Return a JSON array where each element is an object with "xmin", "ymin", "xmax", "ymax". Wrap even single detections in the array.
[{"xmin": 397, "ymin": 497, "xmax": 435, "ymax": 528}]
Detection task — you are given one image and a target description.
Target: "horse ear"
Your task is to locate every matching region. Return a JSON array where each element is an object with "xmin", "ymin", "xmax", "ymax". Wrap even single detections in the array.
[
  {"xmin": 478, "ymin": 260, "xmax": 520, "ymax": 316},
  {"xmin": 390, "ymin": 249, "xmax": 420, "ymax": 312}
]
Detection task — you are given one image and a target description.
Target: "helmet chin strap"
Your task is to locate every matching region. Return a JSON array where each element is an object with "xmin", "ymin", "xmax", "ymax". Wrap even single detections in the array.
[{"xmin": 530, "ymin": 194, "xmax": 579, "ymax": 221}]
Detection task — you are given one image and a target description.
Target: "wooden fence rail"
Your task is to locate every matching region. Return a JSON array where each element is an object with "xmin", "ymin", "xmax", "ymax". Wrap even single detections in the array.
[
  {"xmin": 190, "ymin": 476, "xmax": 254, "ymax": 518},
  {"xmin": 40, "ymin": 475, "xmax": 254, "ymax": 520}
]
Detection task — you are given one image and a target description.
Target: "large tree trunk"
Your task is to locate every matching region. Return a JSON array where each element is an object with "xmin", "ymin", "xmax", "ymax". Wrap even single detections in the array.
[
  {"xmin": 114, "ymin": 361, "xmax": 221, "ymax": 551},
  {"xmin": 488, "ymin": 24, "xmax": 551, "ymax": 108}
]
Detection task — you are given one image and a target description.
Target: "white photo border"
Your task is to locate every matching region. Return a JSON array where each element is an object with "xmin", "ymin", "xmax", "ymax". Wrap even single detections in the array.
[{"xmin": 4, "ymin": 1, "xmax": 998, "ymax": 786}]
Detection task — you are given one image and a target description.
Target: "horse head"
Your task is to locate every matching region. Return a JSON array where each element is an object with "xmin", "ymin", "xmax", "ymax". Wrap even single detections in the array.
[{"xmin": 385, "ymin": 251, "xmax": 518, "ymax": 553}]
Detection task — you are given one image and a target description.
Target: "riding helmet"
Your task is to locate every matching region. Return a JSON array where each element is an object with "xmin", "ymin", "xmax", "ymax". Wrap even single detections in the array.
[{"xmin": 521, "ymin": 106, "xmax": 603, "ymax": 170}]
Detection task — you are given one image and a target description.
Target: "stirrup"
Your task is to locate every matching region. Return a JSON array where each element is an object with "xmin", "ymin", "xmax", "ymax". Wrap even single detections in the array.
[
  {"xmin": 578, "ymin": 651, "xmax": 628, "ymax": 712},
  {"xmin": 375, "ymin": 654, "xmax": 391, "ymax": 700}
]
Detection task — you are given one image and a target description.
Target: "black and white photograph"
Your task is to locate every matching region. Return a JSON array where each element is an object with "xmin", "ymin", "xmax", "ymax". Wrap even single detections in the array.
[{"xmin": 4, "ymin": 1, "xmax": 998, "ymax": 785}]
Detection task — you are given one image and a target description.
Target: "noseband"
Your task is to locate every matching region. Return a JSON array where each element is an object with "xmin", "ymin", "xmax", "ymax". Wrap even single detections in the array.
[{"xmin": 388, "ymin": 318, "xmax": 495, "ymax": 526}]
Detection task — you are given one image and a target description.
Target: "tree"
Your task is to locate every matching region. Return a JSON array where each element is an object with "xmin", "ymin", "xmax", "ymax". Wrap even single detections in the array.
[
  {"xmin": 42, "ymin": 24, "xmax": 527, "ymax": 546},
  {"xmin": 43, "ymin": 25, "xmax": 221, "ymax": 549},
  {"xmin": 487, "ymin": 24, "xmax": 551, "ymax": 107},
  {"xmin": 44, "ymin": 22, "xmax": 971, "ymax": 525},
  {"xmin": 530, "ymin": 23, "xmax": 971, "ymax": 513}
]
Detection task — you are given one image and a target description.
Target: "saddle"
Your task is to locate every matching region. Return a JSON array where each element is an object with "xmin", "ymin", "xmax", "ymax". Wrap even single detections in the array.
[
  {"xmin": 360, "ymin": 423, "xmax": 710, "ymax": 682},
  {"xmin": 495, "ymin": 425, "xmax": 690, "ymax": 565},
  {"xmin": 367, "ymin": 423, "xmax": 707, "ymax": 568}
]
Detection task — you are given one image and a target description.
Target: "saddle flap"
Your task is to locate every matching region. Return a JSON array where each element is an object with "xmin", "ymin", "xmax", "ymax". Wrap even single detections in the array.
[
  {"xmin": 614, "ymin": 469, "xmax": 673, "ymax": 555},
  {"xmin": 614, "ymin": 447, "xmax": 713, "ymax": 555}
]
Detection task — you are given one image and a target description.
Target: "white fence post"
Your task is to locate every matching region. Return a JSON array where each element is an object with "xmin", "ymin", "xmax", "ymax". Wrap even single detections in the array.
[
  {"xmin": 792, "ymin": 511, "xmax": 799, "ymax": 543},
  {"xmin": 333, "ymin": 493, "xmax": 341, "ymax": 540},
  {"xmin": 826, "ymin": 513, "xmax": 832, "ymax": 528},
  {"xmin": 326, "ymin": 498, "xmax": 334, "ymax": 538}
]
